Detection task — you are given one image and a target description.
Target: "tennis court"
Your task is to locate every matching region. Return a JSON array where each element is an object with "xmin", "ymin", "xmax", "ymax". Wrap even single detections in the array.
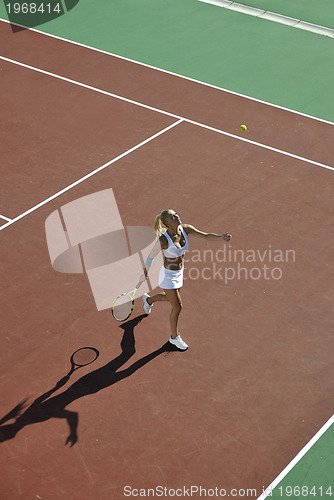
[{"xmin": 1, "ymin": 1, "xmax": 334, "ymax": 499}]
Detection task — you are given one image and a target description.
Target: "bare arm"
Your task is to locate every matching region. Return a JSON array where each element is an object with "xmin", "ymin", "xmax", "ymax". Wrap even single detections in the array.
[
  {"xmin": 138, "ymin": 235, "xmax": 167, "ymax": 284},
  {"xmin": 148, "ymin": 235, "xmax": 167, "ymax": 259},
  {"xmin": 183, "ymin": 224, "xmax": 232, "ymax": 241}
]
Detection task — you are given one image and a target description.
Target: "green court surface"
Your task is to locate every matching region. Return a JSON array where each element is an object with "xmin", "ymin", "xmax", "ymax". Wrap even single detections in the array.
[
  {"xmin": 231, "ymin": 0, "xmax": 334, "ymax": 28},
  {"xmin": 263, "ymin": 418, "xmax": 334, "ymax": 499},
  {"xmin": 1, "ymin": 0, "xmax": 334, "ymax": 123}
]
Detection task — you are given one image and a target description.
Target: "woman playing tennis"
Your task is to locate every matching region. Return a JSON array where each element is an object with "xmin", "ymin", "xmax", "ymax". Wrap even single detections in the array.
[{"xmin": 141, "ymin": 209, "xmax": 232, "ymax": 350}]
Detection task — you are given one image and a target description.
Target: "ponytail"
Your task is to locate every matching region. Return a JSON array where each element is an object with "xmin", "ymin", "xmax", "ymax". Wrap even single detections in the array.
[
  {"xmin": 154, "ymin": 209, "xmax": 172, "ymax": 235},
  {"xmin": 154, "ymin": 214, "xmax": 164, "ymax": 235}
]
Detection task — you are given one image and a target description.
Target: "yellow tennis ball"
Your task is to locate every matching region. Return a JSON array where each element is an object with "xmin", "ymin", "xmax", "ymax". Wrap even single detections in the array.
[{"xmin": 240, "ymin": 124, "xmax": 247, "ymax": 132}]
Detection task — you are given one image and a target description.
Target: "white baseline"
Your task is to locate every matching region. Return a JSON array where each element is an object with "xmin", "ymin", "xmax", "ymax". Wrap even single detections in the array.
[
  {"xmin": 0, "ymin": 17, "xmax": 333, "ymax": 127},
  {"xmin": 1, "ymin": 55, "xmax": 334, "ymax": 177}
]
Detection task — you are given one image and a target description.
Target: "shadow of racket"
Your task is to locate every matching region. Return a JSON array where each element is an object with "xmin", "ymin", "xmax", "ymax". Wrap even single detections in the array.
[
  {"xmin": 54, "ymin": 347, "xmax": 100, "ymax": 389},
  {"xmin": 68, "ymin": 347, "xmax": 100, "ymax": 375}
]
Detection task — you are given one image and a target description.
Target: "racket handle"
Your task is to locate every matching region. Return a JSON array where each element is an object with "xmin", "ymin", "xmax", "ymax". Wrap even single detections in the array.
[
  {"xmin": 135, "ymin": 280, "xmax": 143, "ymax": 290},
  {"xmin": 55, "ymin": 373, "xmax": 72, "ymax": 390}
]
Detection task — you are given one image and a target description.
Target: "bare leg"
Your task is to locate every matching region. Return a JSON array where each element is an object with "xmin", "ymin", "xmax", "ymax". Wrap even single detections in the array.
[
  {"xmin": 164, "ymin": 288, "xmax": 182, "ymax": 339},
  {"xmin": 147, "ymin": 292, "xmax": 167, "ymax": 305}
]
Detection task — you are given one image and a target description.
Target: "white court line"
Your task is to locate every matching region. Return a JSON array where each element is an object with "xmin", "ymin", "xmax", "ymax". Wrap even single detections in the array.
[
  {"xmin": 0, "ymin": 119, "xmax": 183, "ymax": 231},
  {"xmin": 0, "ymin": 17, "xmax": 333, "ymax": 127},
  {"xmin": 58, "ymin": 0, "xmax": 67, "ymax": 14},
  {"xmin": 257, "ymin": 414, "xmax": 334, "ymax": 499},
  {"xmin": 1, "ymin": 55, "xmax": 334, "ymax": 176},
  {"xmin": 198, "ymin": 0, "xmax": 334, "ymax": 38},
  {"xmin": 0, "ymin": 214, "xmax": 12, "ymax": 222}
]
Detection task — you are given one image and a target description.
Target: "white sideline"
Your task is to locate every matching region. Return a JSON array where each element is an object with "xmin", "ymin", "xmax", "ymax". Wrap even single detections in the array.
[
  {"xmin": 198, "ymin": 0, "xmax": 334, "ymax": 38},
  {"xmin": 257, "ymin": 414, "xmax": 334, "ymax": 499},
  {"xmin": 0, "ymin": 214, "xmax": 12, "ymax": 222}
]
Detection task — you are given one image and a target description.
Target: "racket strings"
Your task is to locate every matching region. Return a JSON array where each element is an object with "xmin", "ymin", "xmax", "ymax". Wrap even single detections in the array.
[{"xmin": 112, "ymin": 294, "xmax": 133, "ymax": 321}]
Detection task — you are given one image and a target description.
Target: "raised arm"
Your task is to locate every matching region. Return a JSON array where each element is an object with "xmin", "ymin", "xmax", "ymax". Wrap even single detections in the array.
[{"xmin": 183, "ymin": 224, "xmax": 232, "ymax": 242}]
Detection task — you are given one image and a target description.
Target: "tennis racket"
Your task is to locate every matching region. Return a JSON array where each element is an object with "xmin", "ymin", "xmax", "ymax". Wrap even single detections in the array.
[
  {"xmin": 111, "ymin": 281, "xmax": 141, "ymax": 322},
  {"xmin": 68, "ymin": 347, "xmax": 99, "ymax": 376}
]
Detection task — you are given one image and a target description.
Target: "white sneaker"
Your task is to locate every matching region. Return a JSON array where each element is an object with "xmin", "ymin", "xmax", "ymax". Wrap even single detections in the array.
[
  {"xmin": 169, "ymin": 334, "xmax": 188, "ymax": 350},
  {"xmin": 142, "ymin": 293, "xmax": 153, "ymax": 314}
]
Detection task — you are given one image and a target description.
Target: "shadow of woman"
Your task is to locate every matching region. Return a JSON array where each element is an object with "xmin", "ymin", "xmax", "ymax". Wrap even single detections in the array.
[{"xmin": 0, "ymin": 314, "xmax": 179, "ymax": 446}]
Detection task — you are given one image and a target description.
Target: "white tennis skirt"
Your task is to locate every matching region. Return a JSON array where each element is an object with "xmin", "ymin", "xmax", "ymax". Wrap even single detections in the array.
[{"xmin": 159, "ymin": 266, "xmax": 184, "ymax": 289}]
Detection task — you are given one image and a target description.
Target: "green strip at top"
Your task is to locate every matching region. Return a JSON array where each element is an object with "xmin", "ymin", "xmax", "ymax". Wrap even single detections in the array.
[{"xmin": 1, "ymin": 0, "xmax": 334, "ymax": 124}]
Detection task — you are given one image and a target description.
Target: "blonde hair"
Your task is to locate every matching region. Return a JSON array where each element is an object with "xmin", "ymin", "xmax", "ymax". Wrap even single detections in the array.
[{"xmin": 154, "ymin": 209, "xmax": 173, "ymax": 235}]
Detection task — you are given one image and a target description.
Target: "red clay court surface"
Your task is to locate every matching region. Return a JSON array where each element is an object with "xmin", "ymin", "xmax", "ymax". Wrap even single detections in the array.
[{"xmin": 1, "ymin": 21, "xmax": 334, "ymax": 499}]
